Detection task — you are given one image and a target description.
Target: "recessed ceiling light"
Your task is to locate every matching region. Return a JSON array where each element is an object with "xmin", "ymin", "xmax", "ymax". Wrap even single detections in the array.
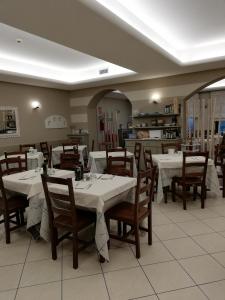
[{"xmin": 16, "ymin": 38, "xmax": 23, "ymax": 44}]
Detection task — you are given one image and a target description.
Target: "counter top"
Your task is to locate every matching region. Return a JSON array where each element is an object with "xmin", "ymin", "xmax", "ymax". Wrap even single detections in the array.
[{"xmin": 125, "ymin": 138, "xmax": 182, "ymax": 141}]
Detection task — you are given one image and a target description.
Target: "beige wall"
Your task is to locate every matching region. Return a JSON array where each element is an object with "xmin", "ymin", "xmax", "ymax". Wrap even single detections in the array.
[
  {"xmin": 0, "ymin": 81, "xmax": 71, "ymax": 152},
  {"xmin": 70, "ymin": 67, "xmax": 225, "ymax": 143}
]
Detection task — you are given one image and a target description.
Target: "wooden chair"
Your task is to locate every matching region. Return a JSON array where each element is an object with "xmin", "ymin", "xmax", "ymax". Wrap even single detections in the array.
[
  {"xmin": 91, "ymin": 139, "xmax": 95, "ymax": 152},
  {"xmin": 171, "ymin": 151, "xmax": 209, "ymax": 210},
  {"xmin": 1, "ymin": 156, "xmax": 25, "ymax": 175},
  {"xmin": 69, "ymin": 137, "xmax": 81, "ymax": 144},
  {"xmin": 48, "ymin": 145, "xmax": 53, "ymax": 168},
  {"xmin": 161, "ymin": 142, "xmax": 181, "ymax": 154},
  {"xmin": 20, "ymin": 144, "xmax": 36, "ymax": 152},
  {"xmin": 215, "ymin": 144, "xmax": 225, "ymax": 198},
  {"xmin": 143, "ymin": 149, "xmax": 158, "ymax": 197},
  {"xmin": 4, "ymin": 151, "xmax": 28, "ymax": 172},
  {"xmin": 40, "ymin": 142, "xmax": 50, "ymax": 159},
  {"xmin": 105, "ymin": 168, "xmax": 156, "ymax": 258},
  {"xmin": 107, "ymin": 156, "xmax": 133, "ymax": 177},
  {"xmin": 41, "ymin": 175, "xmax": 95, "ymax": 269},
  {"xmin": 98, "ymin": 142, "xmax": 112, "ymax": 151},
  {"xmin": 106, "ymin": 147, "xmax": 127, "ymax": 172},
  {"xmin": 60, "ymin": 153, "xmax": 80, "ymax": 171},
  {"xmin": 134, "ymin": 142, "xmax": 142, "ymax": 171},
  {"xmin": 0, "ymin": 160, "xmax": 28, "ymax": 243},
  {"xmin": 62, "ymin": 143, "xmax": 79, "ymax": 154}
]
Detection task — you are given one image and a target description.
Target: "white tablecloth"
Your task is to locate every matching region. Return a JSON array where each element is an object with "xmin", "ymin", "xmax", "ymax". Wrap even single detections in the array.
[
  {"xmin": 152, "ymin": 154, "xmax": 221, "ymax": 203},
  {"xmin": 3, "ymin": 170, "xmax": 136, "ymax": 260},
  {"xmin": 88, "ymin": 151, "xmax": 137, "ymax": 177},
  {"xmin": 52, "ymin": 145, "xmax": 87, "ymax": 166},
  {"xmin": 0, "ymin": 152, "xmax": 44, "ymax": 170},
  {"xmin": 2, "ymin": 169, "xmax": 74, "ymax": 229}
]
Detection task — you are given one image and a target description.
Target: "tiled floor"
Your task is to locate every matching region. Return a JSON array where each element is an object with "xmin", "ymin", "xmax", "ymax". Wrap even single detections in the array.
[{"xmin": 2, "ymin": 192, "xmax": 225, "ymax": 299}]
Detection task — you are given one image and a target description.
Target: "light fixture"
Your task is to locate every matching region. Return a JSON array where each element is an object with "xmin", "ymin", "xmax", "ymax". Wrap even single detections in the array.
[
  {"xmin": 31, "ymin": 101, "xmax": 40, "ymax": 110},
  {"xmin": 151, "ymin": 93, "xmax": 161, "ymax": 103}
]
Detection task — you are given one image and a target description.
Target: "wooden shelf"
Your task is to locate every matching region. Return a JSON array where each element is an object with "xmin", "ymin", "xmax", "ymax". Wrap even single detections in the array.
[
  {"xmin": 133, "ymin": 126, "xmax": 180, "ymax": 130},
  {"xmin": 133, "ymin": 113, "xmax": 179, "ymax": 118}
]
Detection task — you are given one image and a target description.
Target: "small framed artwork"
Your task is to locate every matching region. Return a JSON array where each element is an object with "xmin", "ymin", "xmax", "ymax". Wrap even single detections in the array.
[{"xmin": 0, "ymin": 106, "xmax": 20, "ymax": 138}]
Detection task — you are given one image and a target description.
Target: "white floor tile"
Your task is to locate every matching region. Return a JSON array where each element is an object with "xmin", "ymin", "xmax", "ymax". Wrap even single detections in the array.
[
  {"xmin": 105, "ymin": 267, "xmax": 154, "ymax": 300},
  {"xmin": 0, "ymin": 264, "xmax": 23, "ymax": 291},
  {"xmin": 0, "ymin": 290, "xmax": 16, "ymax": 300},
  {"xmin": 177, "ymin": 220, "xmax": 214, "ymax": 236},
  {"xmin": 163, "ymin": 237, "xmax": 206, "ymax": 259},
  {"xmin": 0, "ymin": 243, "xmax": 28, "ymax": 266},
  {"xmin": 16, "ymin": 281, "xmax": 61, "ymax": 300},
  {"xmin": 203, "ymin": 217, "xmax": 225, "ymax": 232},
  {"xmin": 179, "ymin": 255, "xmax": 225, "ymax": 284},
  {"xmin": 63, "ymin": 274, "xmax": 109, "ymax": 300},
  {"xmin": 192, "ymin": 232, "xmax": 225, "ymax": 253},
  {"xmin": 158, "ymin": 286, "xmax": 207, "ymax": 300},
  {"xmin": 153, "ymin": 224, "xmax": 187, "ymax": 241},
  {"xmin": 201, "ymin": 279, "xmax": 225, "ymax": 300},
  {"xmin": 143, "ymin": 261, "xmax": 194, "ymax": 293}
]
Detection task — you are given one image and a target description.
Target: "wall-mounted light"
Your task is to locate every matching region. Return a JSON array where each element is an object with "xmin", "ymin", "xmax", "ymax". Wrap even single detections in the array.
[
  {"xmin": 31, "ymin": 100, "xmax": 40, "ymax": 110},
  {"xmin": 150, "ymin": 93, "xmax": 161, "ymax": 104}
]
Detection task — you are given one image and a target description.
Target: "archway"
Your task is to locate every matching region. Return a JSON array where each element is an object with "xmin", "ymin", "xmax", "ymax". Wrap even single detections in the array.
[
  {"xmin": 183, "ymin": 76, "xmax": 225, "ymax": 157},
  {"xmin": 87, "ymin": 89, "xmax": 132, "ymax": 149}
]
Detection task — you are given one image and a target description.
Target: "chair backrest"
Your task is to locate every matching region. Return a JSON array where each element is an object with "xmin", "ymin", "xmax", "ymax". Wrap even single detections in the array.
[
  {"xmin": 134, "ymin": 142, "xmax": 142, "ymax": 170},
  {"xmin": 134, "ymin": 168, "xmax": 156, "ymax": 219},
  {"xmin": 40, "ymin": 142, "xmax": 49, "ymax": 156},
  {"xmin": 98, "ymin": 142, "xmax": 112, "ymax": 151},
  {"xmin": 4, "ymin": 151, "xmax": 28, "ymax": 171},
  {"xmin": 60, "ymin": 153, "xmax": 80, "ymax": 170},
  {"xmin": 106, "ymin": 147, "xmax": 127, "ymax": 169},
  {"xmin": 91, "ymin": 139, "xmax": 95, "ymax": 152},
  {"xmin": 161, "ymin": 142, "xmax": 181, "ymax": 154},
  {"xmin": 48, "ymin": 145, "xmax": 53, "ymax": 168},
  {"xmin": 41, "ymin": 175, "xmax": 78, "ymax": 231},
  {"xmin": 0, "ymin": 164, "xmax": 9, "ymax": 211},
  {"xmin": 215, "ymin": 144, "xmax": 225, "ymax": 166},
  {"xmin": 143, "ymin": 149, "xmax": 154, "ymax": 170},
  {"xmin": 182, "ymin": 151, "xmax": 209, "ymax": 183},
  {"xmin": 0, "ymin": 157, "xmax": 23, "ymax": 175},
  {"xmin": 62, "ymin": 143, "xmax": 79, "ymax": 154},
  {"xmin": 108, "ymin": 156, "xmax": 133, "ymax": 177},
  {"xmin": 20, "ymin": 144, "xmax": 36, "ymax": 152},
  {"xmin": 69, "ymin": 137, "xmax": 81, "ymax": 144}
]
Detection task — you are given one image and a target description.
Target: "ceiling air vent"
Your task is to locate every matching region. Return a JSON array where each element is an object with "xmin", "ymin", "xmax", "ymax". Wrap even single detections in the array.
[{"xmin": 99, "ymin": 68, "xmax": 108, "ymax": 75}]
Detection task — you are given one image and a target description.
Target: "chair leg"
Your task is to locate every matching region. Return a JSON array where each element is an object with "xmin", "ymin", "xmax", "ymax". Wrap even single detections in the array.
[
  {"xmin": 201, "ymin": 185, "xmax": 205, "ymax": 209},
  {"xmin": 148, "ymin": 215, "xmax": 152, "ymax": 245},
  {"xmin": 182, "ymin": 185, "xmax": 187, "ymax": 210},
  {"xmin": 15, "ymin": 211, "xmax": 20, "ymax": 226},
  {"xmin": 163, "ymin": 187, "xmax": 168, "ymax": 203},
  {"xmin": 118, "ymin": 221, "xmax": 122, "ymax": 236},
  {"xmin": 19, "ymin": 209, "xmax": 25, "ymax": 225},
  {"xmin": 106, "ymin": 218, "xmax": 110, "ymax": 249},
  {"xmin": 51, "ymin": 228, "xmax": 58, "ymax": 260},
  {"xmin": 72, "ymin": 232, "xmax": 78, "ymax": 269},
  {"xmin": 134, "ymin": 224, "xmax": 140, "ymax": 258},
  {"xmin": 123, "ymin": 223, "xmax": 127, "ymax": 236},
  {"xmin": 171, "ymin": 180, "xmax": 176, "ymax": 202},
  {"xmin": 223, "ymin": 170, "xmax": 225, "ymax": 198},
  {"xmin": 4, "ymin": 213, "xmax": 10, "ymax": 244},
  {"xmin": 193, "ymin": 185, "xmax": 197, "ymax": 201}
]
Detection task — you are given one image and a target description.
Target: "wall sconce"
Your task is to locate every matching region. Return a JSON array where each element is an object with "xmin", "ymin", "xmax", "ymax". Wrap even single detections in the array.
[
  {"xmin": 151, "ymin": 93, "xmax": 161, "ymax": 104},
  {"xmin": 31, "ymin": 101, "xmax": 40, "ymax": 110}
]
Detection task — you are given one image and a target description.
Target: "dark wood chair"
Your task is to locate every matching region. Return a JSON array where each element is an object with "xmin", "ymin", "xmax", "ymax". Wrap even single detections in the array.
[
  {"xmin": 107, "ymin": 156, "xmax": 133, "ymax": 177},
  {"xmin": 40, "ymin": 142, "xmax": 50, "ymax": 159},
  {"xmin": 60, "ymin": 153, "xmax": 80, "ymax": 171},
  {"xmin": 105, "ymin": 168, "xmax": 156, "ymax": 258},
  {"xmin": 143, "ymin": 149, "xmax": 158, "ymax": 197},
  {"xmin": 98, "ymin": 142, "xmax": 112, "ymax": 151},
  {"xmin": 215, "ymin": 144, "xmax": 225, "ymax": 198},
  {"xmin": 48, "ymin": 145, "xmax": 53, "ymax": 168},
  {"xmin": 41, "ymin": 175, "xmax": 95, "ymax": 269},
  {"xmin": 20, "ymin": 144, "xmax": 36, "ymax": 152},
  {"xmin": 0, "ymin": 160, "xmax": 28, "ymax": 243},
  {"xmin": 106, "ymin": 147, "xmax": 127, "ymax": 173},
  {"xmin": 69, "ymin": 137, "xmax": 81, "ymax": 144},
  {"xmin": 134, "ymin": 142, "xmax": 142, "ymax": 171},
  {"xmin": 4, "ymin": 151, "xmax": 28, "ymax": 172},
  {"xmin": 62, "ymin": 143, "xmax": 79, "ymax": 154},
  {"xmin": 91, "ymin": 139, "xmax": 95, "ymax": 152},
  {"xmin": 161, "ymin": 142, "xmax": 181, "ymax": 154},
  {"xmin": 1, "ymin": 156, "xmax": 25, "ymax": 175},
  {"xmin": 171, "ymin": 151, "xmax": 209, "ymax": 210}
]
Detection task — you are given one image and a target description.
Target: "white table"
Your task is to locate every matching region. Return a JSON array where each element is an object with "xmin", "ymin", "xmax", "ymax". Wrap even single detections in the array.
[
  {"xmin": 88, "ymin": 151, "xmax": 138, "ymax": 177},
  {"xmin": 152, "ymin": 154, "xmax": 221, "ymax": 203},
  {"xmin": 3, "ymin": 170, "xmax": 136, "ymax": 261},
  {"xmin": 0, "ymin": 152, "xmax": 44, "ymax": 170},
  {"xmin": 52, "ymin": 145, "xmax": 87, "ymax": 166},
  {"xmin": 2, "ymin": 169, "xmax": 74, "ymax": 230}
]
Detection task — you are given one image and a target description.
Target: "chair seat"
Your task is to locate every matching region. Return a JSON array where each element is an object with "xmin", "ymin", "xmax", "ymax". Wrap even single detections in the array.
[
  {"xmin": 105, "ymin": 202, "xmax": 148, "ymax": 224},
  {"xmin": 0, "ymin": 194, "xmax": 28, "ymax": 212},
  {"xmin": 173, "ymin": 176, "xmax": 202, "ymax": 185},
  {"xmin": 54, "ymin": 209, "xmax": 95, "ymax": 231}
]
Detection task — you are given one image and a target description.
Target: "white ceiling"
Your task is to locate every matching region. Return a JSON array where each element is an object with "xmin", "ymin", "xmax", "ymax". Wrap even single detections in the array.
[
  {"xmin": 0, "ymin": 0, "xmax": 225, "ymax": 90},
  {"xmin": 95, "ymin": 0, "xmax": 225, "ymax": 64},
  {"xmin": 0, "ymin": 23, "xmax": 134, "ymax": 84}
]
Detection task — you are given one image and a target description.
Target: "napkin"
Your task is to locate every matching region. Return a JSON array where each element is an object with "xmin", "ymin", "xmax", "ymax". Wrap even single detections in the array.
[
  {"xmin": 75, "ymin": 182, "xmax": 92, "ymax": 189},
  {"xmin": 100, "ymin": 174, "xmax": 114, "ymax": 180}
]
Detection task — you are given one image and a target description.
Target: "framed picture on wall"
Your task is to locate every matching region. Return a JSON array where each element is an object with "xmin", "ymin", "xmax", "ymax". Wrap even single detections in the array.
[{"xmin": 0, "ymin": 106, "xmax": 20, "ymax": 138}]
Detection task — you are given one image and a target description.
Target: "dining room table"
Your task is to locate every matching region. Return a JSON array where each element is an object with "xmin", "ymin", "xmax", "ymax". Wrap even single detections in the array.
[
  {"xmin": 88, "ymin": 150, "xmax": 138, "ymax": 177},
  {"xmin": 2, "ymin": 169, "xmax": 136, "ymax": 261},
  {"xmin": 51, "ymin": 145, "xmax": 87, "ymax": 166},
  {"xmin": 152, "ymin": 153, "xmax": 221, "ymax": 203},
  {"xmin": 0, "ymin": 151, "xmax": 44, "ymax": 170}
]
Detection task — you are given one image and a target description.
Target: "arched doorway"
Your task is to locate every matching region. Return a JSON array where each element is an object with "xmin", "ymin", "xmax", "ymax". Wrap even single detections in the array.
[
  {"xmin": 183, "ymin": 76, "xmax": 225, "ymax": 157},
  {"xmin": 87, "ymin": 89, "xmax": 132, "ymax": 149}
]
